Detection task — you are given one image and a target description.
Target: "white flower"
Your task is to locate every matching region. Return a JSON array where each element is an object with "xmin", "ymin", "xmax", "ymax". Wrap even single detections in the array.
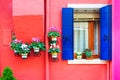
[
  {"xmin": 50, "ymin": 45, "xmax": 52, "ymax": 48},
  {"xmin": 24, "ymin": 48, "xmax": 30, "ymax": 51},
  {"xmin": 50, "ymin": 44, "xmax": 52, "ymax": 46},
  {"xmin": 21, "ymin": 44, "xmax": 28, "ymax": 50},
  {"xmin": 53, "ymin": 43, "xmax": 56, "ymax": 47}
]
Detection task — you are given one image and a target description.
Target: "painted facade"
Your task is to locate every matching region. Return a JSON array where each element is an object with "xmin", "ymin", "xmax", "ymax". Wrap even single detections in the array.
[{"xmin": 0, "ymin": 0, "xmax": 119, "ymax": 80}]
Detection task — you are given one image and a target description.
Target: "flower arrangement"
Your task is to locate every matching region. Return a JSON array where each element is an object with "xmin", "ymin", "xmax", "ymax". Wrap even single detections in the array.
[
  {"xmin": 48, "ymin": 26, "xmax": 60, "ymax": 61},
  {"xmin": 10, "ymin": 39, "xmax": 22, "ymax": 54},
  {"xmin": 19, "ymin": 43, "xmax": 31, "ymax": 59},
  {"xmin": 48, "ymin": 45, "xmax": 60, "ymax": 59},
  {"xmin": 19, "ymin": 43, "xmax": 31, "ymax": 54},
  {"xmin": 10, "ymin": 33, "xmax": 46, "ymax": 59},
  {"xmin": 10, "ymin": 33, "xmax": 31, "ymax": 59},
  {"xmin": 11, "ymin": 40, "xmax": 30, "ymax": 59},
  {"xmin": 31, "ymin": 37, "xmax": 46, "ymax": 53},
  {"xmin": 48, "ymin": 26, "xmax": 60, "ymax": 37}
]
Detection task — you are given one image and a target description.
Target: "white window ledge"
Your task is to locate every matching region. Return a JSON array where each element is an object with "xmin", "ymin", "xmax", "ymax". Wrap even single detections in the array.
[{"xmin": 68, "ymin": 59, "xmax": 107, "ymax": 64}]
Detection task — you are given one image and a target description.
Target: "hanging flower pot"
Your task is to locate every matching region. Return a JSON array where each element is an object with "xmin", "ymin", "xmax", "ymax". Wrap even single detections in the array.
[
  {"xmin": 20, "ymin": 43, "xmax": 31, "ymax": 59},
  {"xmin": 51, "ymin": 52, "xmax": 58, "ymax": 59},
  {"xmin": 48, "ymin": 26, "xmax": 60, "ymax": 42},
  {"xmin": 33, "ymin": 47, "xmax": 41, "ymax": 57},
  {"xmin": 21, "ymin": 53, "xmax": 28, "ymax": 59},
  {"xmin": 48, "ymin": 46, "xmax": 60, "ymax": 62},
  {"xmin": 33, "ymin": 47, "xmax": 40, "ymax": 53},
  {"xmin": 31, "ymin": 37, "xmax": 46, "ymax": 54},
  {"xmin": 10, "ymin": 33, "xmax": 32, "ymax": 59}
]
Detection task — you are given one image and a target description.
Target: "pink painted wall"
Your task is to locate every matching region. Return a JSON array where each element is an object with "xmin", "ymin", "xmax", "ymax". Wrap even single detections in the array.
[
  {"xmin": 113, "ymin": 0, "xmax": 120, "ymax": 79},
  {"xmin": 13, "ymin": 0, "xmax": 44, "ymax": 15},
  {"xmin": 48, "ymin": 0, "xmax": 111, "ymax": 80}
]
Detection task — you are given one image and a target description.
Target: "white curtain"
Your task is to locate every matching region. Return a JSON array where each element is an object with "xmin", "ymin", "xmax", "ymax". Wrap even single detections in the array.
[
  {"xmin": 94, "ymin": 22, "xmax": 99, "ymax": 54},
  {"xmin": 74, "ymin": 22, "xmax": 88, "ymax": 52}
]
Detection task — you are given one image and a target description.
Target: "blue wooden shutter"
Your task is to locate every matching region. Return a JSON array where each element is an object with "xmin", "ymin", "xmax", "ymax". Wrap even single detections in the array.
[
  {"xmin": 100, "ymin": 5, "xmax": 112, "ymax": 60},
  {"xmin": 62, "ymin": 8, "xmax": 74, "ymax": 60}
]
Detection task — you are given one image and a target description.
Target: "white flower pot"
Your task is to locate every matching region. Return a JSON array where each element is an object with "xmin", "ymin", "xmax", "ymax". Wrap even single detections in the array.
[
  {"xmin": 77, "ymin": 56, "xmax": 82, "ymax": 59},
  {"xmin": 21, "ymin": 54, "xmax": 28, "ymax": 59},
  {"xmin": 52, "ymin": 53, "xmax": 58, "ymax": 58},
  {"xmin": 33, "ymin": 48, "xmax": 40, "ymax": 53}
]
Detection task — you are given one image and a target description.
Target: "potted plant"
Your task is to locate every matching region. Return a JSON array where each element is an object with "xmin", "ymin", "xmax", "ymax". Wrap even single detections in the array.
[
  {"xmin": 31, "ymin": 37, "xmax": 46, "ymax": 53},
  {"xmin": 84, "ymin": 49, "xmax": 93, "ymax": 60},
  {"xmin": 19, "ymin": 43, "xmax": 31, "ymax": 59},
  {"xmin": 48, "ymin": 45, "xmax": 60, "ymax": 59},
  {"xmin": 48, "ymin": 26, "xmax": 60, "ymax": 41},
  {"xmin": 76, "ymin": 52, "xmax": 82, "ymax": 59},
  {"xmin": 10, "ymin": 39, "xmax": 22, "ymax": 54}
]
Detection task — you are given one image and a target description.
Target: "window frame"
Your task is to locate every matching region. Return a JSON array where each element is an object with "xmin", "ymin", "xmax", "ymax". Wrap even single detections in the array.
[{"xmin": 67, "ymin": 4, "xmax": 108, "ymax": 64}]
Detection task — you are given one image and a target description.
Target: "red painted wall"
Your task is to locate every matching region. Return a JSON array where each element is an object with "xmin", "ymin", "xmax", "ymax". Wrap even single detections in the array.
[
  {"xmin": 12, "ymin": 15, "xmax": 45, "ymax": 80},
  {"xmin": 13, "ymin": 15, "xmax": 44, "ymax": 42},
  {"xmin": 47, "ymin": 0, "xmax": 111, "ymax": 80}
]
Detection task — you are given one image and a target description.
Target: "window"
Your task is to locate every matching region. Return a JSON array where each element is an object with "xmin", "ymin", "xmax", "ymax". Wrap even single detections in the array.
[
  {"xmin": 73, "ymin": 8, "xmax": 100, "ymax": 60},
  {"xmin": 62, "ymin": 4, "xmax": 112, "ymax": 61}
]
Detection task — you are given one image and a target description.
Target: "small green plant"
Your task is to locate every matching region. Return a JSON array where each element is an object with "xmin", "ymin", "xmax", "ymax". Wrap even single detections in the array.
[
  {"xmin": 86, "ymin": 51, "xmax": 92, "ymax": 58},
  {"xmin": 48, "ymin": 26, "xmax": 60, "ymax": 37},
  {"xmin": 48, "ymin": 31, "xmax": 60, "ymax": 37},
  {"xmin": 0, "ymin": 67, "xmax": 16, "ymax": 80},
  {"xmin": 76, "ymin": 52, "xmax": 82, "ymax": 56},
  {"xmin": 84, "ymin": 49, "xmax": 92, "ymax": 58}
]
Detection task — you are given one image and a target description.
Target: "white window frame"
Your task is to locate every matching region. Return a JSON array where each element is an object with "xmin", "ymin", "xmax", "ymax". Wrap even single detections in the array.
[{"xmin": 67, "ymin": 4, "xmax": 108, "ymax": 64}]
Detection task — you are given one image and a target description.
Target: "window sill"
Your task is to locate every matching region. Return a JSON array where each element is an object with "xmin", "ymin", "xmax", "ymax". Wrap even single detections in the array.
[{"xmin": 68, "ymin": 59, "xmax": 107, "ymax": 64}]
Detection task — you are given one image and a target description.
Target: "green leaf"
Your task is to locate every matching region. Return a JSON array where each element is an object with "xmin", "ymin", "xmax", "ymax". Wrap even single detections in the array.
[{"xmin": 48, "ymin": 31, "xmax": 60, "ymax": 37}]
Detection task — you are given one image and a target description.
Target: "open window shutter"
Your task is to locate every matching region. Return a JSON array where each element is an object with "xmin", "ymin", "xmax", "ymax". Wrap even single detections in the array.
[
  {"xmin": 100, "ymin": 5, "xmax": 112, "ymax": 60},
  {"xmin": 62, "ymin": 8, "xmax": 74, "ymax": 60}
]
